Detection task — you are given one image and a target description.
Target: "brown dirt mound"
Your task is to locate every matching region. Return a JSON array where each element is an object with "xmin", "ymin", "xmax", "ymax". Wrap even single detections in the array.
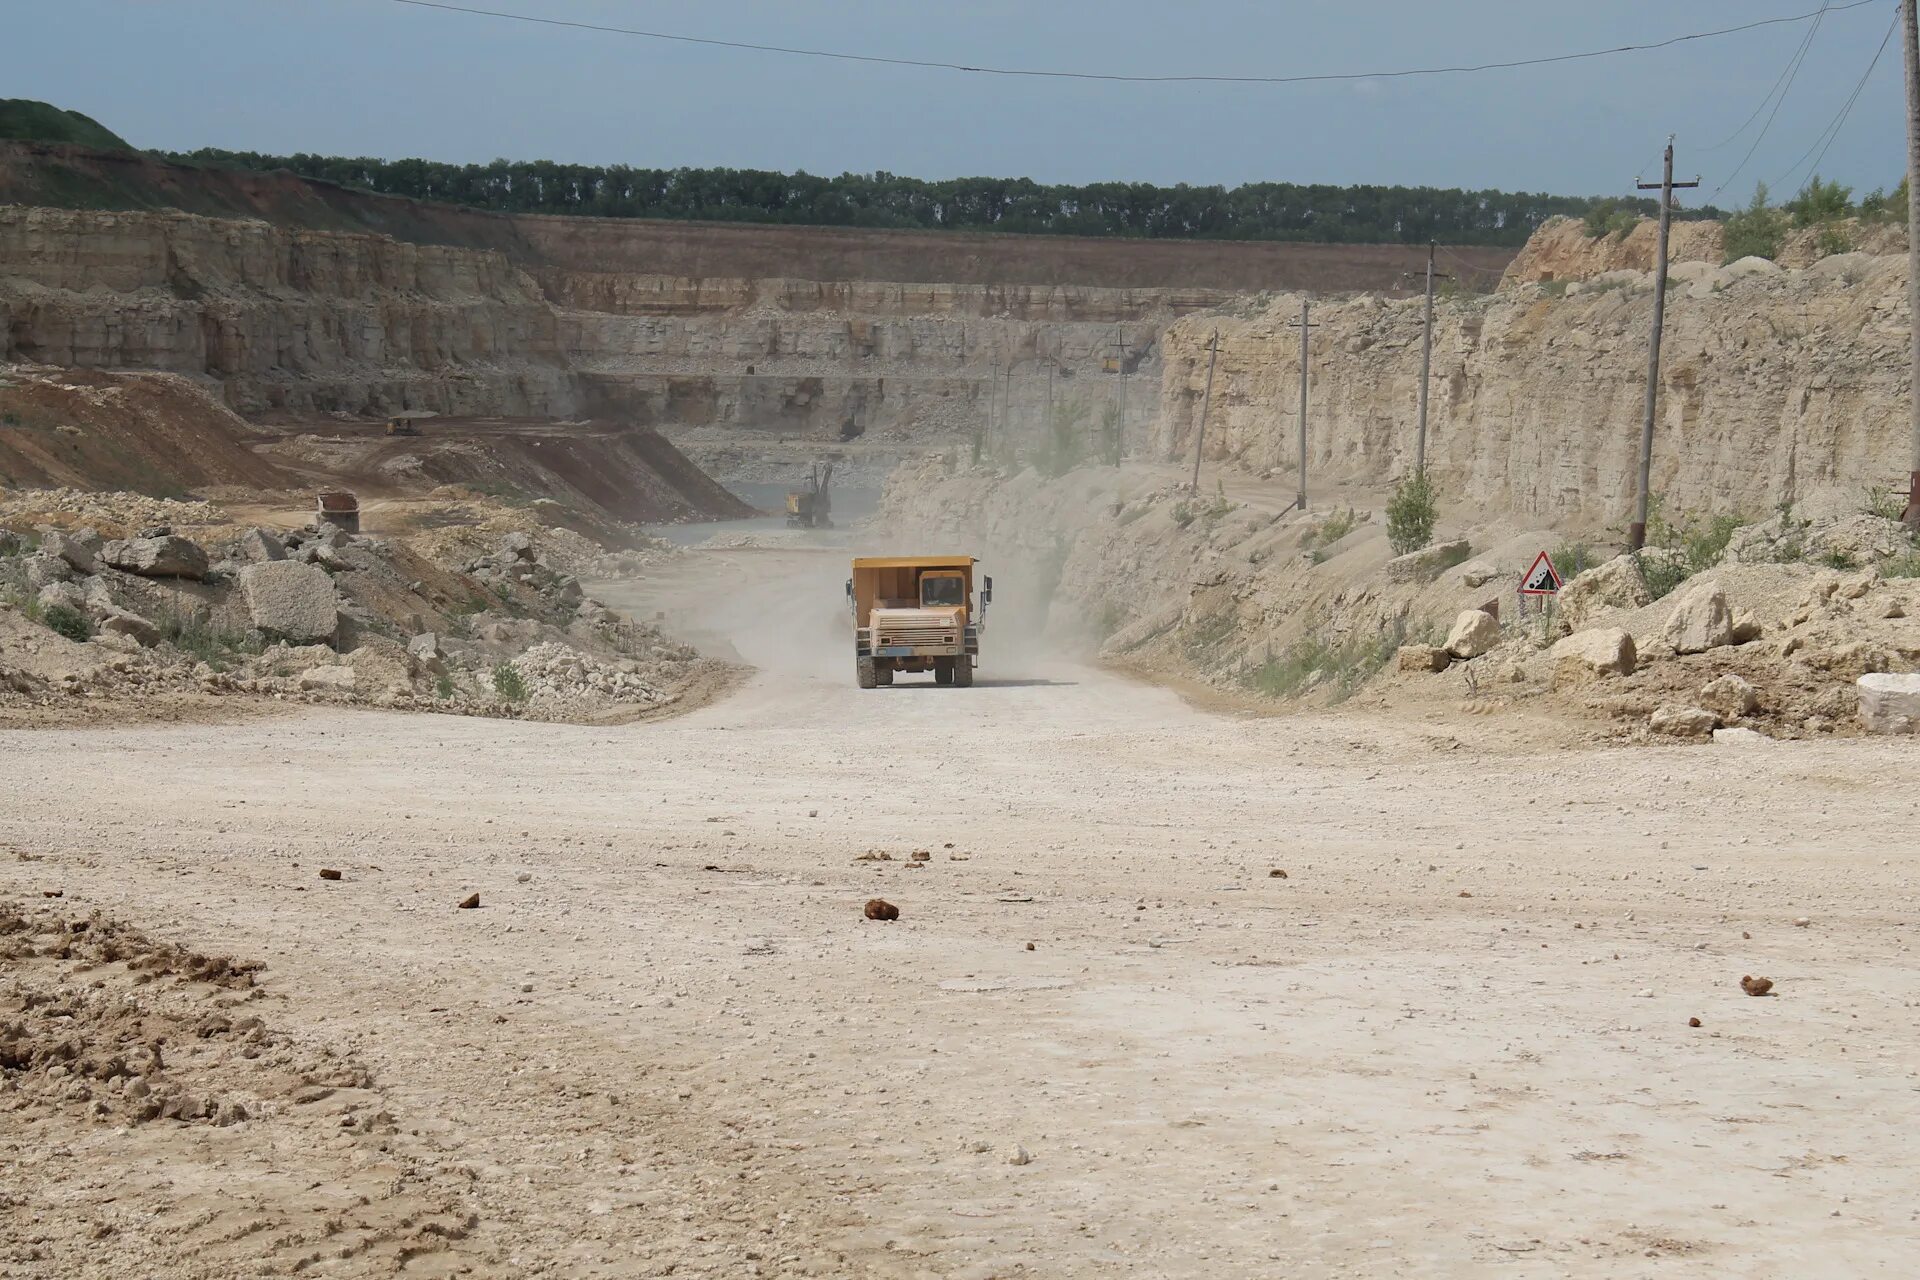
[{"xmin": 0, "ymin": 367, "xmax": 292, "ymax": 494}]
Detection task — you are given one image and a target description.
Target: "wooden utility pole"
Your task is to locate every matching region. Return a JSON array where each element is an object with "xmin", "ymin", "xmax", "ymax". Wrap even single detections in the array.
[
  {"xmin": 1629, "ymin": 138, "xmax": 1700, "ymax": 550},
  {"xmin": 1904, "ymin": 0, "xmax": 1920, "ymax": 528},
  {"xmin": 1191, "ymin": 328, "xmax": 1220, "ymax": 495},
  {"xmin": 1287, "ymin": 298, "xmax": 1320, "ymax": 510},
  {"xmin": 1408, "ymin": 243, "xmax": 1452, "ymax": 477}
]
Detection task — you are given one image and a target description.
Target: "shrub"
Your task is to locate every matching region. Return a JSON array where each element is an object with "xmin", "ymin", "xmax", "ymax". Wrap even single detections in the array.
[
  {"xmin": 1385, "ymin": 472, "xmax": 1437, "ymax": 556},
  {"xmin": 1785, "ymin": 175, "xmax": 1853, "ymax": 227},
  {"xmin": 1859, "ymin": 177, "xmax": 1909, "ymax": 224},
  {"xmin": 1549, "ymin": 541, "xmax": 1593, "ymax": 580},
  {"xmin": 41, "ymin": 603, "xmax": 92, "ymax": 642},
  {"xmin": 1865, "ymin": 484, "xmax": 1906, "ymax": 522},
  {"xmin": 1028, "ymin": 402, "xmax": 1090, "ymax": 479},
  {"xmin": 1582, "ymin": 199, "xmax": 1636, "ymax": 240},
  {"xmin": 156, "ymin": 608, "xmax": 263, "ymax": 671},
  {"xmin": 1308, "ymin": 507, "xmax": 1359, "ymax": 562},
  {"xmin": 1814, "ymin": 224, "xmax": 1853, "ymax": 258},
  {"xmin": 1722, "ymin": 184, "xmax": 1786, "ymax": 263},
  {"xmin": 491, "ymin": 662, "xmax": 527, "ymax": 702},
  {"xmin": 434, "ymin": 672, "xmax": 456, "ymax": 699},
  {"xmin": 1882, "ymin": 551, "xmax": 1920, "ymax": 579},
  {"xmin": 1244, "ymin": 617, "xmax": 1414, "ymax": 702},
  {"xmin": 1632, "ymin": 502, "xmax": 1743, "ymax": 599}
]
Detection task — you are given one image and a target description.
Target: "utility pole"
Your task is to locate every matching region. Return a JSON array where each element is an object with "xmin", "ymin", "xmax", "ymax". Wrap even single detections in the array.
[
  {"xmin": 1903, "ymin": 0, "xmax": 1920, "ymax": 528},
  {"xmin": 1191, "ymin": 328, "xmax": 1220, "ymax": 495},
  {"xmin": 1629, "ymin": 138, "xmax": 1700, "ymax": 550},
  {"xmin": 1286, "ymin": 298, "xmax": 1320, "ymax": 510},
  {"xmin": 1405, "ymin": 243, "xmax": 1452, "ymax": 478}
]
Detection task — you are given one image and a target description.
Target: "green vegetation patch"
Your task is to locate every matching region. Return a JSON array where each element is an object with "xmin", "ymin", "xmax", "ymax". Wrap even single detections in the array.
[{"xmin": 0, "ymin": 99, "xmax": 132, "ymax": 150}]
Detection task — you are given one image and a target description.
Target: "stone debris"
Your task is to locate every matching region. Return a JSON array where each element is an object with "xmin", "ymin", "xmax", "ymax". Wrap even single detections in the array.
[
  {"xmin": 1006, "ymin": 1143, "xmax": 1033, "ymax": 1166},
  {"xmin": 864, "ymin": 899, "xmax": 900, "ymax": 922},
  {"xmin": 1557, "ymin": 555, "xmax": 1651, "ymax": 629},
  {"xmin": 1740, "ymin": 975, "xmax": 1774, "ymax": 997},
  {"xmin": 457, "ymin": 893, "xmax": 481, "ymax": 910},
  {"xmin": 1397, "ymin": 643, "xmax": 1451, "ymax": 674},
  {"xmin": 318, "ymin": 868, "xmax": 342, "ymax": 881}
]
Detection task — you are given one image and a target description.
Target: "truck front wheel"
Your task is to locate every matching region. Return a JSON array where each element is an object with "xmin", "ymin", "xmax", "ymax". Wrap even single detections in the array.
[
  {"xmin": 954, "ymin": 656, "xmax": 974, "ymax": 687},
  {"xmin": 934, "ymin": 658, "xmax": 955, "ymax": 686},
  {"xmin": 856, "ymin": 657, "xmax": 878, "ymax": 689}
]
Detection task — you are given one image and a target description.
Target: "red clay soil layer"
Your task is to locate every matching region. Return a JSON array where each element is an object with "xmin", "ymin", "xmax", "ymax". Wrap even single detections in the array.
[
  {"xmin": 0, "ymin": 369, "xmax": 293, "ymax": 494},
  {"xmin": 256, "ymin": 418, "xmax": 757, "ymax": 525},
  {"xmin": 0, "ymin": 142, "xmax": 1515, "ymax": 293}
]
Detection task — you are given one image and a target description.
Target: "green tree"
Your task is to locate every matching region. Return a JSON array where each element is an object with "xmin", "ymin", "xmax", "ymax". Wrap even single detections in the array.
[
  {"xmin": 1722, "ymin": 184, "xmax": 1787, "ymax": 263},
  {"xmin": 1385, "ymin": 473, "xmax": 1438, "ymax": 556},
  {"xmin": 1785, "ymin": 175, "xmax": 1853, "ymax": 227}
]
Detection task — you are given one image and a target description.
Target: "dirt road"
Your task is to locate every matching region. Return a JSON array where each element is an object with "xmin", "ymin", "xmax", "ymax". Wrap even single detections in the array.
[{"xmin": 4, "ymin": 546, "xmax": 1919, "ymax": 1277}]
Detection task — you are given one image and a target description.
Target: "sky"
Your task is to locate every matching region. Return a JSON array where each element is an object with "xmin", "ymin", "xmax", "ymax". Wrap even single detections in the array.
[{"xmin": 9, "ymin": 0, "xmax": 1909, "ymax": 204}]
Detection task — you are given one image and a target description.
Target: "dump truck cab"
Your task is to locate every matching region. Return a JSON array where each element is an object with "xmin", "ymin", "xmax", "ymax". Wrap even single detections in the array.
[{"xmin": 847, "ymin": 556, "xmax": 992, "ymax": 688}]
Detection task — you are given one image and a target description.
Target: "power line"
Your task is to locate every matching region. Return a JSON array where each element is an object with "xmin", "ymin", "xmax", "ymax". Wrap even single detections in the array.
[
  {"xmin": 1707, "ymin": 2, "xmax": 1834, "ymax": 201},
  {"xmin": 1771, "ymin": 12, "xmax": 1899, "ymax": 191},
  {"xmin": 1699, "ymin": 0, "xmax": 1833, "ymax": 153},
  {"xmin": 388, "ymin": 0, "xmax": 1883, "ymax": 87}
]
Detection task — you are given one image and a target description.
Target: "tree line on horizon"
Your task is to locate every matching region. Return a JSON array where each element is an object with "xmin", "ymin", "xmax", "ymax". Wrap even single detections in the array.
[{"xmin": 163, "ymin": 148, "xmax": 1709, "ymax": 246}]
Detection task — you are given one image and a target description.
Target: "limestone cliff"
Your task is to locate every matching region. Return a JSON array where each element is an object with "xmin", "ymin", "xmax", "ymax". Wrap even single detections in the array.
[{"xmin": 1157, "ymin": 250, "xmax": 1908, "ymax": 524}]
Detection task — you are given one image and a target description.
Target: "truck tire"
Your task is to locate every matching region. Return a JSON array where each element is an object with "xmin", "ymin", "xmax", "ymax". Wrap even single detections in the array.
[
  {"xmin": 953, "ymin": 656, "xmax": 974, "ymax": 687},
  {"xmin": 877, "ymin": 664, "xmax": 894, "ymax": 686},
  {"xmin": 934, "ymin": 659, "xmax": 954, "ymax": 686},
  {"xmin": 856, "ymin": 657, "xmax": 878, "ymax": 689}
]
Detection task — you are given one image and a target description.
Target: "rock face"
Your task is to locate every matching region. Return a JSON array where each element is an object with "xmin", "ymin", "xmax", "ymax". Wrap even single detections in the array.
[
  {"xmin": 101, "ymin": 535, "xmax": 208, "ymax": 580},
  {"xmin": 1385, "ymin": 539, "xmax": 1471, "ymax": 584},
  {"xmin": 1155, "ymin": 243, "xmax": 1913, "ymax": 520},
  {"xmin": 1660, "ymin": 580, "xmax": 1733, "ymax": 655},
  {"xmin": 1699, "ymin": 673, "xmax": 1760, "ymax": 718},
  {"xmin": 238, "ymin": 561, "xmax": 339, "ymax": 643},
  {"xmin": 1858, "ymin": 673, "xmax": 1920, "ymax": 734},
  {"xmin": 1444, "ymin": 609, "xmax": 1501, "ymax": 659},
  {"xmin": 1549, "ymin": 628, "xmax": 1637, "ymax": 682}
]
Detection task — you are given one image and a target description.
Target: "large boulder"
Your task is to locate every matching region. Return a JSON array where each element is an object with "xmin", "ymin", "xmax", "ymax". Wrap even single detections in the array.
[
  {"xmin": 1548, "ymin": 628, "xmax": 1636, "ymax": 684},
  {"xmin": 22, "ymin": 552, "xmax": 72, "ymax": 589},
  {"xmin": 101, "ymin": 535, "xmax": 209, "ymax": 580},
  {"xmin": 36, "ymin": 581, "xmax": 88, "ymax": 615},
  {"xmin": 345, "ymin": 639, "xmax": 420, "ymax": 703},
  {"xmin": 238, "ymin": 560, "xmax": 339, "ymax": 643},
  {"xmin": 1699, "ymin": 673, "xmax": 1760, "ymax": 718},
  {"xmin": 97, "ymin": 608, "xmax": 161, "ymax": 647},
  {"xmin": 1444, "ymin": 609, "xmax": 1501, "ymax": 659},
  {"xmin": 1649, "ymin": 704, "xmax": 1718, "ymax": 738},
  {"xmin": 297, "ymin": 667, "xmax": 357, "ymax": 695},
  {"xmin": 39, "ymin": 531, "xmax": 96, "ymax": 575},
  {"xmin": 1557, "ymin": 555, "xmax": 1651, "ymax": 629},
  {"xmin": 1858, "ymin": 673, "xmax": 1920, "ymax": 734},
  {"xmin": 1660, "ymin": 579, "xmax": 1733, "ymax": 654},
  {"xmin": 1384, "ymin": 539, "xmax": 1471, "ymax": 584},
  {"xmin": 1397, "ymin": 643, "xmax": 1451, "ymax": 674},
  {"xmin": 236, "ymin": 528, "xmax": 286, "ymax": 563}
]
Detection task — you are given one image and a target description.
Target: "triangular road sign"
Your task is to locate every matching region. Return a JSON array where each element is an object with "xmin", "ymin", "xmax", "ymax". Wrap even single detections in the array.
[{"xmin": 1520, "ymin": 550, "xmax": 1563, "ymax": 595}]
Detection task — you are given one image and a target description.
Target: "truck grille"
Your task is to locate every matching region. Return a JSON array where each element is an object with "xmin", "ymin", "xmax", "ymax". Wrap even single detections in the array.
[{"xmin": 877, "ymin": 624, "xmax": 956, "ymax": 647}]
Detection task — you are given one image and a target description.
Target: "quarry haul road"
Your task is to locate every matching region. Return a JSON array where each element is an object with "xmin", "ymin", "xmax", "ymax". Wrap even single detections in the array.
[{"xmin": 4, "ymin": 553, "xmax": 1920, "ymax": 1277}]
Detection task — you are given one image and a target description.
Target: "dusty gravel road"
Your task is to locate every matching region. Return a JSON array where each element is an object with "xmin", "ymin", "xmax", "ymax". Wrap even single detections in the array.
[{"xmin": 3, "ymin": 547, "xmax": 1919, "ymax": 1278}]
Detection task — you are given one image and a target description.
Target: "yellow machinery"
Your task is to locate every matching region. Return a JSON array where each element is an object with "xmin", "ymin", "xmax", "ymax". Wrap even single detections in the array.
[
  {"xmin": 785, "ymin": 462, "xmax": 834, "ymax": 529},
  {"xmin": 846, "ymin": 555, "xmax": 992, "ymax": 688}
]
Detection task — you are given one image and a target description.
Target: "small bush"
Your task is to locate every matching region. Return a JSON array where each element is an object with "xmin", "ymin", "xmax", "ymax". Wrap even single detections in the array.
[
  {"xmin": 1308, "ymin": 507, "xmax": 1359, "ymax": 558},
  {"xmin": 434, "ymin": 672, "xmax": 456, "ymax": 699},
  {"xmin": 1028, "ymin": 402, "xmax": 1090, "ymax": 479},
  {"xmin": 1385, "ymin": 472, "xmax": 1438, "ymax": 556},
  {"xmin": 1632, "ymin": 502, "xmax": 1743, "ymax": 599},
  {"xmin": 42, "ymin": 603, "xmax": 92, "ymax": 642},
  {"xmin": 1859, "ymin": 177, "xmax": 1908, "ymax": 224},
  {"xmin": 1244, "ymin": 617, "xmax": 1413, "ymax": 703},
  {"xmin": 1582, "ymin": 200, "xmax": 1637, "ymax": 240},
  {"xmin": 1864, "ymin": 485, "xmax": 1906, "ymax": 522},
  {"xmin": 1813, "ymin": 224, "xmax": 1853, "ymax": 258},
  {"xmin": 1785, "ymin": 175, "xmax": 1853, "ymax": 228},
  {"xmin": 157, "ymin": 609, "xmax": 263, "ymax": 672},
  {"xmin": 1722, "ymin": 184, "xmax": 1786, "ymax": 263},
  {"xmin": 1881, "ymin": 551, "xmax": 1920, "ymax": 579},
  {"xmin": 1548, "ymin": 541, "xmax": 1593, "ymax": 580},
  {"xmin": 492, "ymin": 662, "xmax": 528, "ymax": 702}
]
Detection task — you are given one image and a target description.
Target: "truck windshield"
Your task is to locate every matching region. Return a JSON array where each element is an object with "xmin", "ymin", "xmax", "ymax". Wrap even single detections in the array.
[{"xmin": 919, "ymin": 575, "xmax": 965, "ymax": 607}]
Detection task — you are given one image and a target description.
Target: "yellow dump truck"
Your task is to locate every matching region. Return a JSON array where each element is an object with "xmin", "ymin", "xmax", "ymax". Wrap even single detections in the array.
[{"xmin": 847, "ymin": 556, "xmax": 992, "ymax": 688}]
